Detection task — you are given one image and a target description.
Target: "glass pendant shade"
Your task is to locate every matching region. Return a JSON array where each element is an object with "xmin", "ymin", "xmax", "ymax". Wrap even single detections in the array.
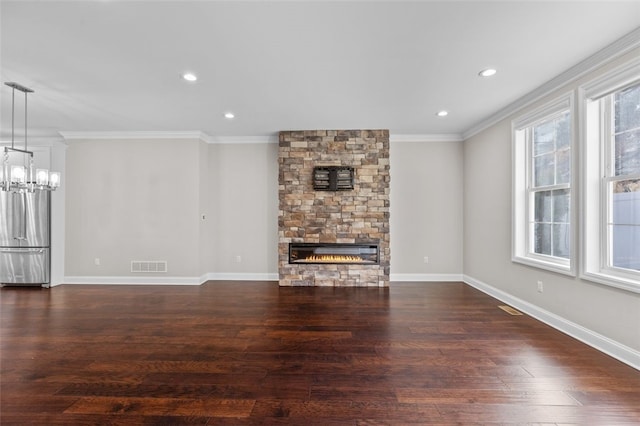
[
  {"xmin": 11, "ymin": 165, "xmax": 26, "ymax": 183},
  {"xmin": 49, "ymin": 172, "xmax": 60, "ymax": 188},
  {"xmin": 36, "ymin": 169, "xmax": 49, "ymax": 185}
]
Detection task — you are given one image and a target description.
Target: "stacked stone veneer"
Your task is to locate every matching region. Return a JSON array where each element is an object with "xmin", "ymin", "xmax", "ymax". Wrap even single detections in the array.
[{"xmin": 278, "ymin": 129, "xmax": 390, "ymax": 287}]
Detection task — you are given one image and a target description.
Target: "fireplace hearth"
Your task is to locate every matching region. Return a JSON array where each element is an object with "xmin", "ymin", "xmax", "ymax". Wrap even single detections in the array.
[{"xmin": 289, "ymin": 243, "xmax": 379, "ymax": 265}]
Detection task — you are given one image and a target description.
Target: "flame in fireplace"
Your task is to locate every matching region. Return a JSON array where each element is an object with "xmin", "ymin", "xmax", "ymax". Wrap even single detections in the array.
[{"xmin": 305, "ymin": 255, "xmax": 364, "ymax": 263}]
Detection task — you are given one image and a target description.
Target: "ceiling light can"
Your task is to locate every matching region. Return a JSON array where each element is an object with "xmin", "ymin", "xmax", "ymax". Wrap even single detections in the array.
[
  {"xmin": 182, "ymin": 73, "xmax": 197, "ymax": 82},
  {"xmin": 436, "ymin": 110, "xmax": 448, "ymax": 117},
  {"xmin": 224, "ymin": 112, "xmax": 235, "ymax": 119},
  {"xmin": 478, "ymin": 68, "xmax": 497, "ymax": 77}
]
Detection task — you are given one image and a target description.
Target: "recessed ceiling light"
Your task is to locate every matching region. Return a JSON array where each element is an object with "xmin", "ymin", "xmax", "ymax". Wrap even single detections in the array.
[
  {"xmin": 436, "ymin": 110, "xmax": 449, "ymax": 117},
  {"xmin": 182, "ymin": 73, "xmax": 197, "ymax": 82},
  {"xmin": 478, "ymin": 68, "xmax": 497, "ymax": 77},
  {"xmin": 224, "ymin": 112, "xmax": 235, "ymax": 119}
]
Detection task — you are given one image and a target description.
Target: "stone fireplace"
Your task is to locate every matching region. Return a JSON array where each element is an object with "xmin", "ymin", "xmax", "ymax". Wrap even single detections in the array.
[{"xmin": 278, "ymin": 129, "xmax": 390, "ymax": 287}]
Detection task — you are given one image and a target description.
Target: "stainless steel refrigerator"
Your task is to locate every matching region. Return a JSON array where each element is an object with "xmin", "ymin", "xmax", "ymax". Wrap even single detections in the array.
[{"xmin": 0, "ymin": 189, "xmax": 50, "ymax": 286}]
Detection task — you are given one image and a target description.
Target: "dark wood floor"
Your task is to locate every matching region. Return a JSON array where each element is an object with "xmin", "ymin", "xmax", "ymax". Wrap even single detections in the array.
[{"xmin": 1, "ymin": 281, "xmax": 639, "ymax": 425}]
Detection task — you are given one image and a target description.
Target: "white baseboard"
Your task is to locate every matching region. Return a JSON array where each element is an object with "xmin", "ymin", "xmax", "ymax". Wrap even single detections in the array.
[
  {"xmin": 463, "ymin": 274, "xmax": 640, "ymax": 371},
  {"xmin": 62, "ymin": 273, "xmax": 279, "ymax": 286},
  {"xmin": 63, "ymin": 276, "xmax": 203, "ymax": 285},
  {"xmin": 62, "ymin": 273, "xmax": 456, "ymax": 285},
  {"xmin": 391, "ymin": 273, "xmax": 463, "ymax": 282},
  {"xmin": 202, "ymin": 272, "xmax": 278, "ymax": 282}
]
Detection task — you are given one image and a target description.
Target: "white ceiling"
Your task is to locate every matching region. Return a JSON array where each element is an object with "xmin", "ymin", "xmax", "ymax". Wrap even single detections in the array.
[{"xmin": 1, "ymin": 0, "xmax": 639, "ymax": 142}]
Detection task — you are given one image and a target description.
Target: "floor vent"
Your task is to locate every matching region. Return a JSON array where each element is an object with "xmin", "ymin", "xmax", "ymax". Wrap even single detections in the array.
[
  {"xmin": 131, "ymin": 261, "xmax": 168, "ymax": 273},
  {"xmin": 498, "ymin": 305, "xmax": 523, "ymax": 316}
]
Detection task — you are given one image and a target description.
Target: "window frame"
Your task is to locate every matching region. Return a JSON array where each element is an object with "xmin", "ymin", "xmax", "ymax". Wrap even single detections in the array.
[
  {"xmin": 580, "ymin": 57, "xmax": 640, "ymax": 293},
  {"xmin": 512, "ymin": 93, "xmax": 576, "ymax": 276}
]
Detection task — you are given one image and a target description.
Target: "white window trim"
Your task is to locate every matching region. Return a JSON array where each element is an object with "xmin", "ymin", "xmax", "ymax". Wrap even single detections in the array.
[
  {"xmin": 512, "ymin": 93, "xmax": 576, "ymax": 276},
  {"xmin": 579, "ymin": 56, "xmax": 640, "ymax": 294}
]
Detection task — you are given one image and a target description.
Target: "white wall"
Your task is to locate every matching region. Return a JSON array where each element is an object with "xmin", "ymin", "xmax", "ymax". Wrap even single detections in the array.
[
  {"xmin": 205, "ymin": 142, "xmax": 279, "ymax": 279},
  {"xmin": 65, "ymin": 138, "xmax": 201, "ymax": 281},
  {"xmin": 390, "ymin": 140, "xmax": 464, "ymax": 280},
  {"xmin": 463, "ymin": 48, "xmax": 640, "ymax": 358},
  {"xmin": 198, "ymin": 140, "xmax": 210, "ymax": 277}
]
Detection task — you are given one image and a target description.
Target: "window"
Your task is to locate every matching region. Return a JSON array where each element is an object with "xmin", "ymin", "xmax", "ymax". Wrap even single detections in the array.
[
  {"xmin": 513, "ymin": 95, "xmax": 574, "ymax": 274},
  {"xmin": 609, "ymin": 84, "xmax": 640, "ymax": 271},
  {"xmin": 582, "ymin": 58, "xmax": 640, "ymax": 293}
]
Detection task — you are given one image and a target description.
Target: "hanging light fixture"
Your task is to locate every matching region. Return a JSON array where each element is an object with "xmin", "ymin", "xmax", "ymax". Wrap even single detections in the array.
[{"xmin": 1, "ymin": 82, "xmax": 60, "ymax": 192}]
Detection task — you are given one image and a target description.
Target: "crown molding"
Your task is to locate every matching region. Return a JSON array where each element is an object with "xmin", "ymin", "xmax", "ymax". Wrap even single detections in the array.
[
  {"xmin": 59, "ymin": 131, "xmax": 206, "ymax": 141},
  {"xmin": 1, "ymin": 128, "xmax": 65, "ymax": 145},
  {"xmin": 202, "ymin": 134, "xmax": 278, "ymax": 144},
  {"xmin": 58, "ymin": 131, "xmax": 465, "ymax": 144},
  {"xmin": 390, "ymin": 133, "xmax": 463, "ymax": 143},
  {"xmin": 462, "ymin": 26, "xmax": 640, "ymax": 140},
  {"xmin": 59, "ymin": 131, "xmax": 279, "ymax": 144},
  {"xmin": 0, "ymin": 137, "xmax": 66, "ymax": 147}
]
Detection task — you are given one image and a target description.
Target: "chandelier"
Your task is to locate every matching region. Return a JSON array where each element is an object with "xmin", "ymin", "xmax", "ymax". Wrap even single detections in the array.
[{"xmin": 1, "ymin": 82, "xmax": 60, "ymax": 192}]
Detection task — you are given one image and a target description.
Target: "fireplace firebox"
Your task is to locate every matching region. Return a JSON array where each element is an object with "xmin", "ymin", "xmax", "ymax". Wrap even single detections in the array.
[{"xmin": 289, "ymin": 243, "xmax": 379, "ymax": 265}]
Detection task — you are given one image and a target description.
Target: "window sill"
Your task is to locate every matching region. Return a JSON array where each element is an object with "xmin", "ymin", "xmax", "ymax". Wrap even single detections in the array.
[
  {"xmin": 581, "ymin": 271, "xmax": 640, "ymax": 294},
  {"xmin": 512, "ymin": 255, "xmax": 575, "ymax": 277}
]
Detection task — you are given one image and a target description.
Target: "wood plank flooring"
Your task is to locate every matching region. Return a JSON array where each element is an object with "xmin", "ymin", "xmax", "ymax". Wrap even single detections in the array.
[{"xmin": 1, "ymin": 281, "xmax": 639, "ymax": 425}]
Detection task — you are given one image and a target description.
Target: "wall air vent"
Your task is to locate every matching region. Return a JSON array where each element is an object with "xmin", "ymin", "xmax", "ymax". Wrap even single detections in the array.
[
  {"xmin": 313, "ymin": 166, "xmax": 354, "ymax": 191},
  {"xmin": 131, "ymin": 261, "xmax": 168, "ymax": 273}
]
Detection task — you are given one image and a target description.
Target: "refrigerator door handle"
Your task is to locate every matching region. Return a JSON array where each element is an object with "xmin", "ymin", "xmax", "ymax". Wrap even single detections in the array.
[
  {"xmin": 0, "ymin": 248, "xmax": 45, "ymax": 254},
  {"xmin": 21, "ymin": 192, "xmax": 27, "ymax": 240},
  {"xmin": 11, "ymin": 191, "xmax": 27, "ymax": 241}
]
